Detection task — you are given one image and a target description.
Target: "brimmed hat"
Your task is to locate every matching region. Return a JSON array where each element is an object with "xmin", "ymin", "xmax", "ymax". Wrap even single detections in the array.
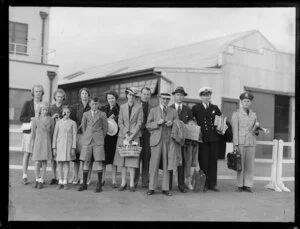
[
  {"xmin": 198, "ymin": 86, "xmax": 212, "ymax": 96},
  {"xmin": 160, "ymin": 93, "xmax": 171, "ymax": 100},
  {"xmin": 239, "ymin": 92, "xmax": 254, "ymax": 101},
  {"xmin": 107, "ymin": 119, "xmax": 118, "ymax": 136},
  {"xmin": 125, "ymin": 87, "xmax": 139, "ymax": 97},
  {"xmin": 172, "ymin": 86, "xmax": 188, "ymax": 96}
]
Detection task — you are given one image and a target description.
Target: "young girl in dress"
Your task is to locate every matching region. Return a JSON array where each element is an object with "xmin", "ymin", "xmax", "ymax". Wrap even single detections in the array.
[
  {"xmin": 52, "ymin": 106, "xmax": 77, "ymax": 190},
  {"xmin": 31, "ymin": 102, "xmax": 55, "ymax": 189}
]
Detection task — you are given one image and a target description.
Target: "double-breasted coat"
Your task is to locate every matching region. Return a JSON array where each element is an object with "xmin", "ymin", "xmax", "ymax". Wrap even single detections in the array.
[
  {"xmin": 192, "ymin": 102, "xmax": 222, "ymax": 188},
  {"xmin": 31, "ymin": 116, "xmax": 55, "ymax": 161},
  {"xmin": 52, "ymin": 119, "xmax": 77, "ymax": 162},
  {"xmin": 113, "ymin": 102, "xmax": 143, "ymax": 168}
]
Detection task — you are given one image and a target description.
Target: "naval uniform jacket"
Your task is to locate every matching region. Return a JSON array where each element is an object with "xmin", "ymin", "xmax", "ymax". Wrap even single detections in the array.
[{"xmin": 192, "ymin": 103, "xmax": 222, "ymax": 142}]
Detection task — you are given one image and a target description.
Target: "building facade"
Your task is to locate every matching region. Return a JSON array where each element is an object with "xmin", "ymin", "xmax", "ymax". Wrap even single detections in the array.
[
  {"xmin": 9, "ymin": 7, "xmax": 59, "ymax": 124},
  {"xmin": 58, "ymin": 30, "xmax": 295, "ymax": 158}
]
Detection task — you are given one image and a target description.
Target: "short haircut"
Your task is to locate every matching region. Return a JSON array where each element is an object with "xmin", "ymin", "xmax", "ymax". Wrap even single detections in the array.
[
  {"xmin": 104, "ymin": 90, "xmax": 119, "ymax": 101},
  {"xmin": 141, "ymin": 87, "xmax": 151, "ymax": 94},
  {"xmin": 78, "ymin": 87, "xmax": 90, "ymax": 98},
  {"xmin": 90, "ymin": 96, "xmax": 99, "ymax": 103},
  {"xmin": 53, "ymin": 88, "xmax": 66, "ymax": 101}
]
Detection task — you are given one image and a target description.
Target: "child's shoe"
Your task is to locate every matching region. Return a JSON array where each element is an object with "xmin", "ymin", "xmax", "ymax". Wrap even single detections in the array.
[{"xmin": 37, "ymin": 182, "xmax": 43, "ymax": 189}]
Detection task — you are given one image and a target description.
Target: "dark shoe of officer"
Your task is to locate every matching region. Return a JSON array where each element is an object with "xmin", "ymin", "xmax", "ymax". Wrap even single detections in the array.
[
  {"xmin": 162, "ymin": 190, "xmax": 172, "ymax": 196},
  {"xmin": 129, "ymin": 186, "xmax": 135, "ymax": 192},
  {"xmin": 243, "ymin": 186, "xmax": 253, "ymax": 193},
  {"xmin": 77, "ymin": 184, "xmax": 88, "ymax": 191},
  {"xmin": 147, "ymin": 190, "xmax": 155, "ymax": 195},
  {"xmin": 236, "ymin": 187, "xmax": 243, "ymax": 192},
  {"xmin": 22, "ymin": 177, "xmax": 28, "ymax": 185}
]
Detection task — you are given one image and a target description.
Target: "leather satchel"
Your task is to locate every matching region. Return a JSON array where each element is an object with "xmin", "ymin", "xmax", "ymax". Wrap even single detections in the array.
[
  {"xmin": 191, "ymin": 169, "xmax": 206, "ymax": 192},
  {"xmin": 227, "ymin": 150, "xmax": 242, "ymax": 171}
]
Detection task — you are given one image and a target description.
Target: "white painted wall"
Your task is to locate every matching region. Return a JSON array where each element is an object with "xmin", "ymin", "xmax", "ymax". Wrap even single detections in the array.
[
  {"xmin": 9, "ymin": 7, "xmax": 50, "ymax": 64},
  {"xmin": 221, "ymin": 47, "xmax": 295, "ymax": 100},
  {"xmin": 9, "ymin": 60, "xmax": 59, "ymax": 103},
  {"xmin": 161, "ymin": 70, "xmax": 223, "ymax": 107}
]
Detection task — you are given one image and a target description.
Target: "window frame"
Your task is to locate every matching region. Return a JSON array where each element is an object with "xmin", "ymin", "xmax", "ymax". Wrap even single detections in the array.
[{"xmin": 9, "ymin": 21, "xmax": 28, "ymax": 54}]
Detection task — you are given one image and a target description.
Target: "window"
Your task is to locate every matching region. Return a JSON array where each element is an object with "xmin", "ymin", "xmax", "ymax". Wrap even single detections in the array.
[{"xmin": 9, "ymin": 21, "xmax": 28, "ymax": 53}]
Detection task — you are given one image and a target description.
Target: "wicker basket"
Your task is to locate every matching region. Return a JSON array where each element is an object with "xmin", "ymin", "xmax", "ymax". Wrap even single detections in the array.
[{"xmin": 117, "ymin": 145, "xmax": 142, "ymax": 157}]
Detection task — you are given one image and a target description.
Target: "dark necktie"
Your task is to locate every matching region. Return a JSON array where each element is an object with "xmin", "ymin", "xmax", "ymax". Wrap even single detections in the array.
[
  {"xmin": 245, "ymin": 109, "xmax": 249, "ymax": 115},
  {"xmin": 177, "ymin": 105, "xmax": 181, "ymax": 115},
  {"xmin": 163, "ymin": 106, "xmax": 167, "ymax": 118},
  {"xmin": 143, "ymin": 103, "xmax": 148, "ymax": 124}
]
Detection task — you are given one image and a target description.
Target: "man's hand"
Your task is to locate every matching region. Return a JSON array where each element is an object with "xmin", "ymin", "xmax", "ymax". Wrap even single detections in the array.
[
  {"xmin": 165, "ymin": 120, "xmax": 173, "ymax": 127},
  {"xmin": 158, "ymin": 119, "xmax": 165, "ymax": 125}
]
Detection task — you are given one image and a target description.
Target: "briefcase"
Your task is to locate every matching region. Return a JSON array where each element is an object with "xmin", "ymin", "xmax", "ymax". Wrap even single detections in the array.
[
  {"xmin": 191, "ymin": 169, "xmax": 206, "ymax": 192},
  {"xmin": 227, "ymin": 150, "xmax": 242, "ymax": 171}
]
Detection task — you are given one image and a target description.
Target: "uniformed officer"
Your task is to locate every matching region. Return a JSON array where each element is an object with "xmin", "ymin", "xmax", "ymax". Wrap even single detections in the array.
[
  {"xmin": 192, "ymin": 87, "xmax": 222, "ymax": 192},
  {"xmin": 231, "ymin": 92, "xmax": 258, "ymax": 193}
]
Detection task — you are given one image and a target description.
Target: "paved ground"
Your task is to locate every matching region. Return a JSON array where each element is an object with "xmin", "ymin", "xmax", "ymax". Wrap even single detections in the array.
[{"xmin": 8, "ymin": 152, "xmax": 295, "ymax": 222}]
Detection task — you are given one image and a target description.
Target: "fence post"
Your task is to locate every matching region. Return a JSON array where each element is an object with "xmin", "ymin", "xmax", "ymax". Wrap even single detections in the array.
[
  {"xmin": 276, "ymin": 139, "xmax": 291, "ymax": 192},
  {"xmin": 264, "ymin": 139, "xmax": 281, "ymax": 192}
]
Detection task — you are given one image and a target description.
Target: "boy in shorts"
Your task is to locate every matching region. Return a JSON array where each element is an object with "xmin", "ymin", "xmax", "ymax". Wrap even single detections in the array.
[{"xmin": 77, "ymin": 97, "xmax": 108, "ymax": 192}]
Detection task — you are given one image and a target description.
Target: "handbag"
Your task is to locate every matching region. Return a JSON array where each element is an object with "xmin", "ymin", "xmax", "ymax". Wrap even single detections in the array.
[
  {"xmin": 191, "ymin": 169, "xmax": 206, "ymax": 192},
  {"xmin": 227, "ymin": 149, "xmax": 242, "ymax": 171}
]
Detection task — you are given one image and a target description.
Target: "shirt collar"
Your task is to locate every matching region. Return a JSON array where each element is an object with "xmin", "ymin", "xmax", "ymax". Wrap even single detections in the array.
[
  {"xmin": 175, "ymin": 102, "xmax": 182, "ymax": 110},
  {"xmin": 160, "ymin": 104, "xmax": 167, "ymax": 110}
]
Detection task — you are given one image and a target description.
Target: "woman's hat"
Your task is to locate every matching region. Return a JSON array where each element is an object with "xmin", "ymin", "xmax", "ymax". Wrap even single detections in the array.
[
  {"xmin": 160, "ymin": 93, "xmax": 171, "ymax": 100},
  {"xmin": 172, "ymin": 86, "xmax": 188, "ymax": 96},
  {"xmin": 239, "ymin": 92, "xmax": 254, "ymax": 101},
  {"xmin": 125, "ymin": 87, "xmax": 139, "ymax": 97},
  {"xmin": 198, "ymin": 86, "xmax": 212, "ymax": 96},
  {"xmin": 107, "ymin": 119, "xmax": 118, "ymax": 136}
]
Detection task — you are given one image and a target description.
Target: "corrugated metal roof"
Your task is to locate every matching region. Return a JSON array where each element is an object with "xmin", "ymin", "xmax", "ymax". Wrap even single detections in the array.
[{"xmin": 59, "ymin": 30, "xmax": 258, "ymax": 86}]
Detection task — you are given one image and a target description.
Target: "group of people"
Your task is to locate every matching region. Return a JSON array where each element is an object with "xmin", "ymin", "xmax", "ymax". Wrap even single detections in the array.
[{"xmin": 19, "ymin": 83, "xmax": 259, "ymax": 196}]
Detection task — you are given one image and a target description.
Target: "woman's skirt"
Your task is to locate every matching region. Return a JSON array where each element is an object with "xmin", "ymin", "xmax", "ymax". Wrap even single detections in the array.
[{"xmin": 21, "ymin": 133, "xmax": 33, "ymax": 153}]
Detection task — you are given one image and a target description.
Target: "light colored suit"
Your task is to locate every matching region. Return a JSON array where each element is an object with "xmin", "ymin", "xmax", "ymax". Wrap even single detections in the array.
[
  {"xmin": 113, "ymin": 102, "xmax": 143, "ymax": 168},
  {"xmin": 81, "ymin": 110, "xmax": 108, "ymax": 146},
  {"xmin": 146, "ymin": 105, "xmax": 179, "ymax": 191},
  {"xmin": 231, "ymin": 108, "xmax": 258, "ymax": 187}
]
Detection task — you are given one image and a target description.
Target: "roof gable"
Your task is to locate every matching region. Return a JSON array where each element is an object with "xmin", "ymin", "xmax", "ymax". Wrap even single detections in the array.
[{"xmin": 59, "ymin": 30, "xmax": 270, "ymax": 86}]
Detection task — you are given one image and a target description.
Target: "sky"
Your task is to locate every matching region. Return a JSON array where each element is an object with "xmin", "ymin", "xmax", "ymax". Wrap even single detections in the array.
[{"xmin": 48, "ymin": 7, "xmax": 296, "ymax": 78}]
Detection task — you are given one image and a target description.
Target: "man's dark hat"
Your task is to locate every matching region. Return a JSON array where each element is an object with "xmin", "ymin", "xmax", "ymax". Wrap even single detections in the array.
[{"xmin": 172, "ymin": 86, "xmax": 188, "ymax": 96}]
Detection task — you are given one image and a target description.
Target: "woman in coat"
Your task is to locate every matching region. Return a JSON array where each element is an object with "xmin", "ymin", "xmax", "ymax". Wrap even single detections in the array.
[
  {"xmin": 69, "ymin": 88, "xmax": 92, "ymax": 185},
  {"xmin": 19, "ymin": 84, "xmax": 44, "ymax": 185},
  {"xmin": 113, "ymin": 87, "xmax": 143, "ymax": 192},
  {"xmin": 99, "ymin": 90, "xmax": 120, "ymax": 188}
]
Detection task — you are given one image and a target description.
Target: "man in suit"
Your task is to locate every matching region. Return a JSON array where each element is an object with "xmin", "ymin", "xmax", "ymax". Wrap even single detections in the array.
[
  {"xmin": 77, "ymin": 97, "xmax": 108, "ymax": 193},
  {"xmin": 146, "ymin": 93, "xmax": 179, "ymax": 196},
  {"xmin": 231, "ymin": 92, "xmax": 258, "ymax": 193},
  {"xmin": 134, "ymin": 87, "xmax": 153, "ymax": 188},
  {"xmin": 169, "ymin": 86, "xmax": 193, "ymax": 193},
  {"xmin": 192, "ymin": 87, "xmax": 222, "ymax": 192}
]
